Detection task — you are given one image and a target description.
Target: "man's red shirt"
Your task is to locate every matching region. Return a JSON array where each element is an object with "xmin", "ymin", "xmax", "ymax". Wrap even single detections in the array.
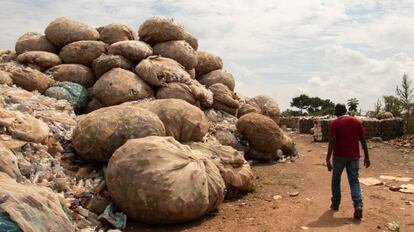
[{"xmin": 328, "ymin": 115, "xmax": 366, "ymax": 158}]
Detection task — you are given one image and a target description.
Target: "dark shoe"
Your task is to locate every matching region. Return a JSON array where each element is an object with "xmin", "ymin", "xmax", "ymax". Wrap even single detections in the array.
[
  {"xmin": 354, "ymin": 206, "xmax": 363, "ymax": 219},
  {"xmin": 330, "ymin": 204, "xmax": 339, "ymax": 211}
]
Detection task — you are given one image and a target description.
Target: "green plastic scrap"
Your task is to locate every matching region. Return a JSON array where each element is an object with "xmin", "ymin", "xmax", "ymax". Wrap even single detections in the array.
[
  {"xmin": 60, "ymin": 203, "xmax": 73, "ymax": 223},
  {"xmin": 98, "ymin": 203, "xmax": 127, "ymax": 230},
  {"xmin": 387, "ymin": 221, "xmax": 400, "ymax": 232},
  {"xmin": 0, "ymin": 210, "xmax": 21, "ymax": 232}
]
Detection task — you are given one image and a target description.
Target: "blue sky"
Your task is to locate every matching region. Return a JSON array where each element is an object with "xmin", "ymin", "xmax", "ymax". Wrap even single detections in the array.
[{"xmin": 1, "ymin": 0, "xmax": 414, "ymax": 111}]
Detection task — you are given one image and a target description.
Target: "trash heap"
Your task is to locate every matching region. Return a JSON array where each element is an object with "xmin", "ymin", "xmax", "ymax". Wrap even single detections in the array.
[{"xmin": 0, "ymin": 16, "xmax": 297, "ymax": 231}]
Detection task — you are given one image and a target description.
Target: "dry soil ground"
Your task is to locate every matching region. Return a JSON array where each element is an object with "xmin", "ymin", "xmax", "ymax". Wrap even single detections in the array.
[{"xmin": 127, "ymin": 133, "xmax": 414, "ymax": 232}]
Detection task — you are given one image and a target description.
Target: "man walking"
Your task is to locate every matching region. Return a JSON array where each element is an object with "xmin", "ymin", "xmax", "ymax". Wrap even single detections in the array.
[{"xmin": 326, "ymin": 104, "xmax": 370, "ymax": 219}]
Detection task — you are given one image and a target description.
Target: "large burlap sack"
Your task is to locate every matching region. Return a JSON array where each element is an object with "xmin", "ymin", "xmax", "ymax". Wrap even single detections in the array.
[
  {"xmin": 184, "ymin": 31, "xmax": 198, "ymax": 50},
  {"xmin": 106, "ymin": 136, "xmax": 225, "ymax": 224},
  {"xmin": 213, "ymin": 130, "xmax": 246, "ymax": 151},
  {"xmin": 16, "ymin": 51, "xmax": 62, "ymax": 71},
  {"xmin": 0, "ymin": 172, "xmax": 74, "ymax": 232},
  {"xmin": 153, "ymin": 40, "xmax": 197, "ymax": 70},
  {"xmin": 108, "ymin": 40, "xmax": 152, "ymax": 63},
  {"xmin": 0, "ymin": 143, "xmax": 22, "ymax": 180},
  {"xmin": 46, "ymin": 64, "xmax": 95, "ymax": 87},
  {"xmin": 156, "ymin": 82, "xmax": 198, "ymax": 106},
  {"xmin": 83, "ymin": 97, "xmax": 104, "ymax": 114},
  {"xmin": 236, "ymin": 113, "xmax": 294, "ymax": 161},
  {"xmin": 92, "ymin": 54, "xmax": 132, "ymax": 78},
  {"xmin": 0, "ymin": 109, "xmax": 49, "ymax": 143},
  {"xmin": 0, "ymin": 70, "xmax": 13, "ymax": 85},
  {"xmin": 209, "ymin": 83, "xmax": 239, "ymax": 115},
  {"xmin": 195, "ymin": 51, "xmax": 223, "ymax": 77},
  {"xmin": 60, "ymin": 40, "xmax": 107, "ymax": 66},
  {"xmin": 72, "ymin": 105, "xmax": 165, "ymax": 161},
  {"xmin": 238, "ymin": 102, "xmax": 260, "ymax": 118},
  {"xmin": 44, "ymin": 81, "xmax": 88, "ymax": 111},
  {"xmin": 238, "ymin": 96, "xmax": 281, "ymax": 123},
  {"xmin": 135, "ymin": 56, "xmax": 192, "ymax": 87},
  {"xmin": 377, "ymin": 111, "xmax": 394, "ymax": 119},
  {"xmin": 249, "ymin": 95, "xmax": 281, "ymax": 124},
  {"xmin": 0, "ymin": 50, "xmax": 17, "ymax": 63},
  {"xmin": 138, "ymin": 17, "xmax": 186, "ymax": 45},
  {"xmin": 0, "ymin": 62, "xmax": 54, "ymax": 93},
  {"xmin": 44, "ymin": 17, "xmax": 99, "ymax": 47},
  {"xmin": 15, "ymin": 32, "xmax": 57, "ymax": 55},
  {"xmin": 99, "ymin": 23, "xmax": 138, "ymax": 44},
  {"xmin": 187, "ymin": 68, "xmax": 196, "ymax": 79},
  {"xmin": 136, "ymin": 99, "xmax": 209, "ymax": 142},
  {"xmin": 93, "ymin": 68, "xmax": 153, "ymax": 106},
  {"xmin": 189, "ymin": 142, "xmax": 254, "ymax": 191},
  {"xmin": 199, "ymin": 69, "xmax": 235, "ymax": 91}
]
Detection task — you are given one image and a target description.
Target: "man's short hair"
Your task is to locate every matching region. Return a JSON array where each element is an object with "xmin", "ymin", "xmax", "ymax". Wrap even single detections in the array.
[{"xmin": 335, "ymin": 104, "xmax": 347, "ymax": 116}]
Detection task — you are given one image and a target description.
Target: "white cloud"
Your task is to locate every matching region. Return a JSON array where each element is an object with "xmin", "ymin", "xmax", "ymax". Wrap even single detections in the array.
[
  {"xmin": 296, "ymin": 46, "xmax": 414, "ymax": 111},
  {"xmin": 1, "ymin": 0, "xmax": 414, "ymax": 111}
]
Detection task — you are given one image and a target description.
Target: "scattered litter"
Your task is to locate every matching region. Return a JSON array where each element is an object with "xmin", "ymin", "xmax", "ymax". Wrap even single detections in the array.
[
  {"xmin": 359, "ymin": 177, "xmax": 383, "ymax": 186},
  {"xmin": 273, "ymin": 195, "xmax": 282, "ymax": 200},
  {"xmin": 380, "ymin": 175, "xmax": 397, "ymax": 181},
  {"xmin": 399, "ymin": 184, "xmax": 414, "ymax": 194},
  {"xmin": 289, "ymin": 192, "xmax": 299, "ymax": 197},
  {"xmin": 386, "ymin": 221, "xmax": 400, "ymax": 231},
  {"xmin": 379, "ymin": 176, "xmax": 413, "ymax": 182},
  {"xmin": 395, "ymin": 177, "xmax": 413, "ymax": 182},
  {"xmin": 98, "ymin": 204, "xmax": 127, "ymax": 230},
  {"xmin": 405, "ymin": 201, "xmax": 413, "ymax": 205},
  {"xmin": 301, "ymin": 226, "xmax": 310, "ymax": 230}
]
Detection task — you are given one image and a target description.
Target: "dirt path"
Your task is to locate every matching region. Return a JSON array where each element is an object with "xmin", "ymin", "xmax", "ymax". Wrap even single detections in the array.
[{"xmin": 127, "ymin": 133, "xmax": 414, "ymax": 232}]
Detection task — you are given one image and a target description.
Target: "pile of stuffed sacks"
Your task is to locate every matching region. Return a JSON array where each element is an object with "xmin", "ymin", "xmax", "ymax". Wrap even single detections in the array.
[{"xmin": 0, "ymin": 16, "xmax": 296, "ymax": 231}]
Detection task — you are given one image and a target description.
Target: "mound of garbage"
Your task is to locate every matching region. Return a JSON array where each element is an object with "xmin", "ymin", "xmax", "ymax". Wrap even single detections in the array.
[{"xmin": 0, "ymin": 16, "xmax": 297, "ymax": 231}]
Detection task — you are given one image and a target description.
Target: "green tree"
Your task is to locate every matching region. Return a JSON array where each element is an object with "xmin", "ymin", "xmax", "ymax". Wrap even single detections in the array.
[
  {"xmin": 382, "ymin": 95, "xmax": 402, "ymax": 117},
  {"xmin": 291, "ymin": 95, "xmax": 335, "ymax": 115},
  {"xmin": 347, "ymin": 98, "xmax": 359, "ymax": 112},
  {"xmin": 396, "ymin": 73, "xmax": 414, "ymax": 132},
  {"xmin": 290, "ymin": 94, "xmax": 310, "ymax": 113}
]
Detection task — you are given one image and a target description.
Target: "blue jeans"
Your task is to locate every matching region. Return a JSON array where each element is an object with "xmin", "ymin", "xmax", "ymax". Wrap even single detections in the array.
[{"xmin": 331, "ymin": 156, "xmax": 363, "ymax": 208}]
